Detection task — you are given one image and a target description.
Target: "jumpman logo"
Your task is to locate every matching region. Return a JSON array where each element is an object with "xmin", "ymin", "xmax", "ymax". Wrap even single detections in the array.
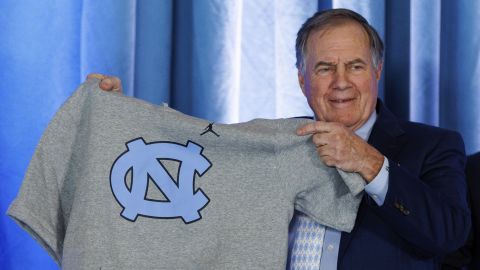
[{"xmin": 200, "ymin": 122, "xmax": 220, "ymax": 137}]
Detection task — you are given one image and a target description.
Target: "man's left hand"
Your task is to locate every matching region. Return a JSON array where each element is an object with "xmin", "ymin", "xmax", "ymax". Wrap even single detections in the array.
[
  {"xmin": 297, "ymin": 121, "xmax": 384, "ymax": 183},
  {"xmin": 86, "ymin": 73, "xmax": 123, "ymax": 93}
]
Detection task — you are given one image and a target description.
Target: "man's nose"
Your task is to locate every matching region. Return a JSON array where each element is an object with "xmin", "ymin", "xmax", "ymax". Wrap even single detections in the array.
[{"xmin": 332, "ymin": 69, "xmax": 351, "ymax": 90}]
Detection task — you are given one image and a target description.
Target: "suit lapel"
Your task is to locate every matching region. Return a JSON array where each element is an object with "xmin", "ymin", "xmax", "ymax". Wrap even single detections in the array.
[
  {"xmin": 338, "ymin": 99, "xmax": 406, "ymax": 260},
  {"xmin": 367, "ymin": 101, "xmax": 406, "ymax": 160}
]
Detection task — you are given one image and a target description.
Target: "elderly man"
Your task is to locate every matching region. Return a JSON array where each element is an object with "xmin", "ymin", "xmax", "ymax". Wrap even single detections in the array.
[{"xmin": 91, "ymin": 8, "xmax": 470, "ymax": 270}]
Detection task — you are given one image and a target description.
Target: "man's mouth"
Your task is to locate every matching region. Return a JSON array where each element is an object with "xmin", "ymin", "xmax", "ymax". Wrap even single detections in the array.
[{"xmin": 330, "ymin": 98, "xmax": 355, "ymax": 104}]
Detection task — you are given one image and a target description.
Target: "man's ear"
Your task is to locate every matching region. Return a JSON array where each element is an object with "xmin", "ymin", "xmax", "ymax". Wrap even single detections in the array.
[
  {"xmin": 298, "ymin": 69, "xmax": 306, "ymax": 96},
  {"xmin": 375, "ymin": 62, "xmax": 383, "ymax": 81}
]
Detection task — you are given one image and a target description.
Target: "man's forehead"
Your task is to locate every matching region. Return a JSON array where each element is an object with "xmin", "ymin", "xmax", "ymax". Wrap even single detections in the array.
[
  {"xmin": 308, "ymin": 24, "xmax": 369, "ymax": 47},
  {"xmin": 306, "ymin": 21, "xmax": 365, "ymax": 47},
  {"xmin": 305, "ymin": 23, "xmax": 371, "ymax": 60},
  {"xmin": 308, "ymin": 46, "xmax": 371, "ymax": 64},
  {"xmin": 316, "ymin": 58, "xmax": 367, "ymax": 65},
  {"xmin": 312, "ymin": 20, "xmax": 369, "ymax": 40}
]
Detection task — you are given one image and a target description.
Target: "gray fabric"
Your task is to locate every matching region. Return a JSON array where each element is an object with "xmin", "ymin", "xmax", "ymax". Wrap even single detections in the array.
[{"xmin": 8, "ymin": 79, "xmax": 364, "ymax": 269}]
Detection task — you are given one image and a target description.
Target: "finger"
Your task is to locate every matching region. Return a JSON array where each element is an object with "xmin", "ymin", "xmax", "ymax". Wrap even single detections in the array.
[
  {"xmin": 316, "ymin": 145, "xmax": 336, "ymax": 158},
  {"xmin": 323, "ymin": 158, "xmax": 336, "ymax": 167},
  {"xmin": 312, "ymin": 133, "xmax": 329, "ymax": 147},
  {"xmin": 296, "ymin": 121, "xmax": 332, "ymax": 136},
  {"xmin": 109, "ymin": 76, "xmax": 123, "ymax": 93},
  {"xmin": 312, "ymin": 131, "xmax": 338, "ymax": 146},
  {"xmin": 87, "ymin": 73, "xmax": 116, "ymax": 91},
  {"xmin": 99, "ymin": 76, "xmax": 122, "ymax": 92},
  {"xmin": 86, "ymin": 73, "xmax": 105, "ymax": 80},
  {"xmin": 317, "ymin": 152, "xmax": 337, "ymax": 167},
  {"xmin": 97, "ymin": 76, "xmax": 121, "ymax": 92},
  {"xmin": 99, "ymin": 78, "xmax": 116, "ymax": 91}
]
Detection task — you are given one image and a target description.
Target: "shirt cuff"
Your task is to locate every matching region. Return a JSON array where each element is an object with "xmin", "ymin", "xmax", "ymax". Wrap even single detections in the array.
[{"xmin": 364, "ymin": 156, "xmax": 389, "ymax": 206}]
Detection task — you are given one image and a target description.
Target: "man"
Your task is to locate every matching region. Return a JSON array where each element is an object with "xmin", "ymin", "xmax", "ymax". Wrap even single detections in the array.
[{"xmin": 91, "ymin": 8, "xmax": 470, "ymax": 269}]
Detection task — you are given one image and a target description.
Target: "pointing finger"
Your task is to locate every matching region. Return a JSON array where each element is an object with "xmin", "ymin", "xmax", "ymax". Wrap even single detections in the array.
[{"xmin": 296, "ymin": 121, "xmax": 331, "ymax": 136}]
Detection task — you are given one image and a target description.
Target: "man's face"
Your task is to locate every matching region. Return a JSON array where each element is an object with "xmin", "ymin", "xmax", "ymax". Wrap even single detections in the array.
[{"xmin": 298, "ymin": 22, "xmax": 382, "ymax": 131}]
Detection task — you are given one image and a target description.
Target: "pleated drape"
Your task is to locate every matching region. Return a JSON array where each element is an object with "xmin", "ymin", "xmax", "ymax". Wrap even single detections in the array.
[{"xmin": 1, "ymin": 1, "xmax": 479, "ymax": 269}]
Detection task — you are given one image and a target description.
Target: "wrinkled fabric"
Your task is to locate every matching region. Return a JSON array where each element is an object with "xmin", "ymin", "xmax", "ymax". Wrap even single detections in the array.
[{"xmin": 1, "ymin": 1, "xmax": 480, "ymax": 269}]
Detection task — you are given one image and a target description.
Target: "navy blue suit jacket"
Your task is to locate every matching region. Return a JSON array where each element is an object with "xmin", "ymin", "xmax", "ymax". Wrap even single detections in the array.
[{"xmin": 338, "ymin": 100, "xmax": 471, "ymax": 269}]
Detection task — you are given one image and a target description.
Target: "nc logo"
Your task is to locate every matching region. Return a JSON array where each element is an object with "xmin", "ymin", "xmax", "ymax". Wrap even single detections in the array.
[{"xmin": 110, "ymin": 138, "xmax": 211, "ymax": 224}]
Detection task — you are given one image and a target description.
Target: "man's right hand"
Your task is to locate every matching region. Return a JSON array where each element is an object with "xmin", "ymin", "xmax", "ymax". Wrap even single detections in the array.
[{"xmin": 87, "ymin": 73, "xmax": 123, "ymax": 93}]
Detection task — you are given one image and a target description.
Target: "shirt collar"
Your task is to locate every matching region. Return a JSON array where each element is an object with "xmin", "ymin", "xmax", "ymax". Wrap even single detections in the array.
[{"xmin": 354, "ymin": 111, "xmax": 377, "ymax": 141}]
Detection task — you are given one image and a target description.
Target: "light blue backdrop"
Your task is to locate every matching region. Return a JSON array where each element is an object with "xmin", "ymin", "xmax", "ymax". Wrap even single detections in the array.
[{"xmin": 1, "ymin": 0, "xmax": 479, "ymax": 269}]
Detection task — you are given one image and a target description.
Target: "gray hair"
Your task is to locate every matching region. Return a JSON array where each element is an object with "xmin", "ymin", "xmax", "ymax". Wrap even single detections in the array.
[{"xmin": 295, "ymin": 8, "xmax": 384, "ymax": 73}]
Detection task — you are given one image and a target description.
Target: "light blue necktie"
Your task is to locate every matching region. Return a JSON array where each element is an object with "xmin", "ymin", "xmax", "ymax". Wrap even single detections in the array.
[{"xmin": 289, "ymin": 212, "xmax": 326, "ymax": 270}]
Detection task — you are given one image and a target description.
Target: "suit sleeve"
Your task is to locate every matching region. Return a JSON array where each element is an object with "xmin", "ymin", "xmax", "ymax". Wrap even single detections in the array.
[{"xmin": 368, "ymin": 130, "xmax": 471, "ymax": 257}]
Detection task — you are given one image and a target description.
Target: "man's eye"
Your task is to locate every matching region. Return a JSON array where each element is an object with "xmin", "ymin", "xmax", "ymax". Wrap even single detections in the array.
[
  {"xmin": 350, "ymin": 65, "xmax": 364, "ymax": 71},
  {"xmin": 317, "ymin": 67, "xmax": 333, "ymax": 73}
]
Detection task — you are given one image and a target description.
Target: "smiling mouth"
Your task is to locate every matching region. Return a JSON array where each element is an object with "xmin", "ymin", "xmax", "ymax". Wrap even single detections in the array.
[{"xmin": 330, "ymin": 98, "xmax": 355, "ymax": 104}]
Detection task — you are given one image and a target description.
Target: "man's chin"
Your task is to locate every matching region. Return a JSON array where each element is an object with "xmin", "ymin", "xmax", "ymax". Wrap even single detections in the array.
[{"xmin": 328, "ymin": 116, "xmax": 359, "ymax": 128}]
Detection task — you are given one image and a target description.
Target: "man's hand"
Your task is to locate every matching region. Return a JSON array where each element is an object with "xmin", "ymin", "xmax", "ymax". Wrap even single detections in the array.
[
  {"xmin": 87, "ymin": 73, "xmax": 123, "ymax": 93},
  {"xmin": 297, "ymin": 121, "xmax": 384, "ymax": 183}
]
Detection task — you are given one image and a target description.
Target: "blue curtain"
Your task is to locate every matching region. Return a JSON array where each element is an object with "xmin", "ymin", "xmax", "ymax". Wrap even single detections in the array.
[{"xmin": 1, "ymin": 0, "xmax": 479, "ymax": 269}]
